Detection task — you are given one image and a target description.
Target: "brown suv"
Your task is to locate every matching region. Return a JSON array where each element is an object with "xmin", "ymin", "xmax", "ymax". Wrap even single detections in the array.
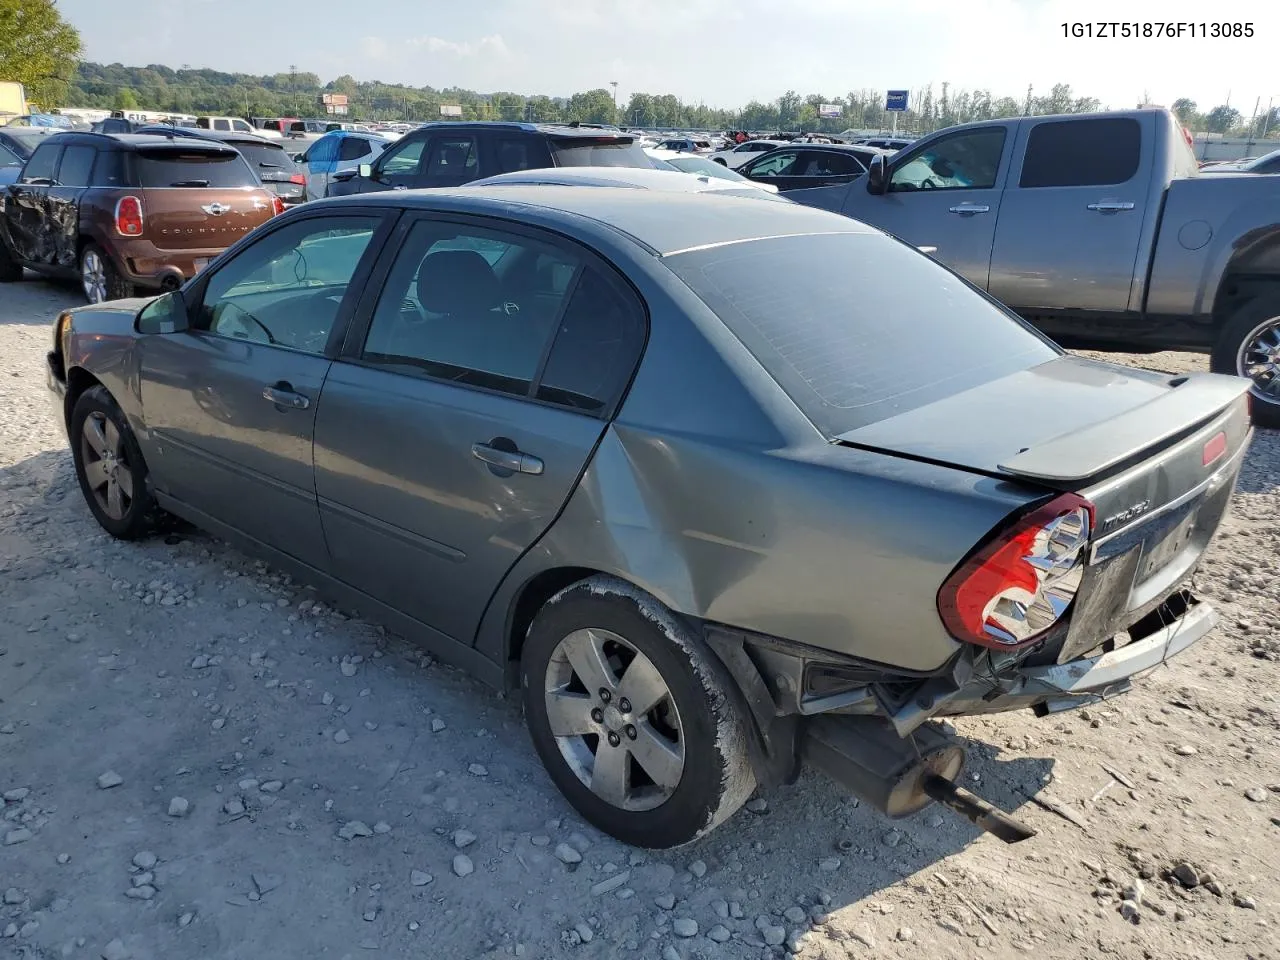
[{"xmin": 0, "ymin": 132, "xmax": 280, "ymax": 303}]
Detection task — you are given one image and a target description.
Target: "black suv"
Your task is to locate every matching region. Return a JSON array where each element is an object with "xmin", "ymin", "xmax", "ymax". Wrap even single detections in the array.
[{"xmin": 328, "ymin": 122, "xmax": 652, "ymax": 196}]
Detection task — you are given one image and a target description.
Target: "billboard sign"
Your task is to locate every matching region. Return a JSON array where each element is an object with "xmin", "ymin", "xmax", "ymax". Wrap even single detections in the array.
[
  {"xmin": 818, "ymin": 103, "xmax": 842, "ymax": 119},
  {"xmin": 886, "ymin": 90, "xmax": 909, "ymax": 112},
  {"xmin": 440, "ymin": 104, "xmax": 463, "ymax": 117}
]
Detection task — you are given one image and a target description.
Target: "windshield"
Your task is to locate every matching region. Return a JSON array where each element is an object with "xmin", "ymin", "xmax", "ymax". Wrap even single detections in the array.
[
  {"xmin": 666, "ymin": 232, "xmax": 1059, "ymax": 435},
  {"xmin": 133, "ymin": 149, "xmax": 257, "ymax": 188},
  {"xmin": 550, "ymin": 137, "xmax": 651, "ymax": 168},
  {"xmin": 229, "ymin": 140, "xmax": 296, "ymax": 177}
]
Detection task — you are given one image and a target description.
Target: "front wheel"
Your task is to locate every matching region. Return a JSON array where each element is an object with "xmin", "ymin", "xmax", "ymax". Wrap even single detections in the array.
[
  {"xmin": 521, "ymin": 577, "xmax": 756, "ymax": 848},
  {"xmin": 1212, "ymin": 299, "xmax": 1280, "ymax": 429},
  {"xmin": 69, "ymin": 386, "xmax": 158, "ymax": 539}
]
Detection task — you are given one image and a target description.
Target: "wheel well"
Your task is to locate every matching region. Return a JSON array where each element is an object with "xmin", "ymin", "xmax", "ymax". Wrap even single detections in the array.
[
  {"xmin": 64, "ymin": 367, "xmax": 104, "ymax": 428},
  {"xmin": 506, "ymin": 566, "xmax": 601, "ymax": 665},
  {"xmin": 1213, "ymin": 273, "xmax": 1280, "ymax": 327}
]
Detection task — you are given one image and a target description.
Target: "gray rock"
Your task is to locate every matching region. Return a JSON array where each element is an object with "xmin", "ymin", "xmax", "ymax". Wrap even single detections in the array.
[
  {"xmin": 97, "ymin": 771, "xmax": 124, "ymax": 789},
  {"xmin": 783, "ymin": 906, "xmax": 807, "ymax": 924},
  {"xmin": 333, "ymin": 729, "xmax": 350, "ymax": 744},
  {"xmin": 672, "ymin": 918, "xmax": 698, "ymax": 938},
  {"xmin": 573, "ymin": 922, "xmax": 594, "ymax": 943},
  {"xmin": 468, "ymin": 763, "xmax": 488, "ymax": 776},
  {"xmin": 762, "ymin": 925, "xmax": 786, "ymax": 946},
  {"xmin": 431, "ymin": 718, "xmax": 447, "ymax": 733},
  {"xmin": 895, "ymin": 926, "xmax": 915, "ymax": 942},
  {"xmin": 530, "ymin": 834, "xmax": 550, "ymax": 847},
  {"xmin": 260, "ymin": 780, "xmax": 284, "ymax": 794},
  {"xmin": 688, "ymin": 859, "xmax": 707, "ymax": 879},
  {"xmin": 1, "ymin": 924, "xmax": 15, "ymax": 939},
  {"xmin": 712, "ymin": 899, "xmax": 729, "ymax": 919},
  {"xmin": 1123, "ymin": 879, "xmax": 1145, "ymax": 905},
  {"xmin": 554, "ymin": 843, "xmax": 582, "ymax": 865},
  {"xmin": 1119, "ymin": 899, "xmax": 1140, "ymax": 923},
  {"xmin": 1173, "ymin": 744, "xmax": 1197, "ymax": 757},
  {"xmin": 591, "ymin": 871, "xmax": 631, "ymax": 895},
  {"xmin": 452, "ymin": 855, "xmax": 474, "ymax": 878},
  {"xmin": 190, "ymin": 655, "xmax": 210, "ymax": 669},
  {"xmin": 131, "ymin": 872, "xmax": 154, "ymax": 887},
  {"xmin": 3, "ymin": 889, "xmax": 23, "ymax": 905},
  {"xmin": 567, "ymin": 831, "xmax": 593, "ymax": 853},
  {"xmin": 102, "ymin": 939, "xmax": 130, "ymax": 960},
  {"xmin": 252, "ymin": 873, "xmax": 283, "ymax": 895},
  {"xmin": 707, "ymin": 924, "xmax": 731, "ymax": 943},
  {"xmin": 661, "ymin": 948, "xmax": 682, "ymax": 960},
  {"xmin": 373, "ymin": 821, "xmax": 392, "ymax": 834},
  {"xmin": 238, "ymin": 779, "xmax": 259, "ymax": 792},
  {"xmin": 321, "ymin": 692, "xmax": 334, "ymax": 706},
  {"xmin": 410, "ymin": 870, "xmax": 433, "ymax": 887},
  {"xmin": 125, "ymin": 886, "xmax": 156, "ymax": 901},
  {"xmin": 340, "ymin": 661, "xmax": 358, "ymax": 677},
  {"xmin": 168, "ymin": 797, "xmax": 190, "ymax": 818},
  {"xmin": 453, "ymin": 829, "xmax": 476, "ymax": 849},
  {"xmin": 178, "ymin": 913, "xmax": 194, "ymax": 928},
  {"xmin": 338, "ymin": 820, "xmax": 374, "ymax": 840},
  {"xmin": 745, "ymin": 797, "xmax": 768, "ymax": 814},
  {"xmin": 938, "ymin": 918, "xmax": 964, "ymax": 935},
  {"xmin": 817, "ymin": 857, "xmax": 841, "ymax": 872},
  {"xmin": 655, "ymin": 893, "xmax": 676, "ymax": 910},
  {"xmin": 57, "ymin": 854, "xmax": 71, "ymax": 865},
  {"xmin": 132, "ymin": 851, "xmax": 157, "ymax": 870},
  {"xmin": 2, "ymin": 788, "xmax": 29, "ymax": 802},
  {"xmin": 729, "ymin": 901, "xmax": 744, "ymax": 919},
  {"xmin": 882, "ymin": 830, "xmax": 903, "ymax": 848},
  {"xmin": 1233, "ymin": 893, "xmax": 1257, "ymax": 910},
  {"xmin": 223, "ymin": 798, "xmax": 245, "ymax": 816},
  {"xmin": 4, "ymin": 828, "xmax": 33, "ymax": 845},
  {"xmin": 1245, "ymin": 786, "xmax": 1267, "ymax": 802}
]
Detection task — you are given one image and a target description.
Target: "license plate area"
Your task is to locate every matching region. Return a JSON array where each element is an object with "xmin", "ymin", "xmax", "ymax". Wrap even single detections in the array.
[{"xmin": 1137, "ymin": 504, "xmax": 1200, "ymax": 583}]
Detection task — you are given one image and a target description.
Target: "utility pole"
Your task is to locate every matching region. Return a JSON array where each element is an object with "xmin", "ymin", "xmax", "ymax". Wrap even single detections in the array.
[
  {"xmin": 289, "ymin": 65, "xmax": 298, "ymax": 116},
  {"xmin": 1024, "ymin": 84, "xmax": 1033, "ymax": 116},
  {"xmin": 609, "ymin": 81, "xmax": 618, "ymax": 121}
]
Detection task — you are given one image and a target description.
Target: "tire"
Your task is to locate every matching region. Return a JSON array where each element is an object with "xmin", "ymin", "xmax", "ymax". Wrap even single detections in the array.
[
  {"xmin": 80, "ymin": 243, "xmax": 134, "ymax": 304},
  {"xmin": 521, "ymin": 576, "xmax": 756, "ymax": 848},
  {"xmin": 69, "ymin": 386, "xmax": 158, "ymax": 539},
  {"xmin": 0, "ymin": 237, "xmax": 22, "ymax": 282},
  {"xmin": 1211, "ymin": 298, "xmax": 1280, "ymax": 429}
]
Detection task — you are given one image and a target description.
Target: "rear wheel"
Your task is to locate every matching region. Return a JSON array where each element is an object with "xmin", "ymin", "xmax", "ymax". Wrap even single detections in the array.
[
  {"xmin": 0, "ymin": 237, "xmax": 22, "ymax": 282},
  {"xmin": 70, "ymin": 386, "xmax": 158, "ymax": 539},
  {"xmin": 1212, "ymin": 299, "xmax": 1280, "ymax": 429},
  {"xmin": 521, "ymin": 576, "xmax": 756, "ymax": 848},
  {"xmin": 80, "ymin": 243, "xmax": 134, "ymax": 304}
]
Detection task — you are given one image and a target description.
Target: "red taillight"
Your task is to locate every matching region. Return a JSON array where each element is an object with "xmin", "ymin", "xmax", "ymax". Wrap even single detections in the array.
[
  {"xmin": 114, "ymin": 196, "xmax": 144, "ymax": 237},
  {"xmin": 1202, "ymin": 431, "xmax": 1227, "ymax": 466},
  {"xmin": 271, "ymin": 195, "xmax": 286, "ymax": 216},
  {"xmin": 289, "ymin": 174, "xmax": 306, "ymax": 185},
  {"xmin": 938, "ymin": 493, "xmax": 1094, "ymax": 649}
]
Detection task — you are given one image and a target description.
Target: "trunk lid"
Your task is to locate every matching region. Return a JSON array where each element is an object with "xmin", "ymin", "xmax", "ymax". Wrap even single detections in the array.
[
  {"xmin": 138, "ymin": 185, "xmax": 274, "ymax": 251},
  {"xmin": 837, "ymin": 354, "xmax": 1253, "ymax": 659}
]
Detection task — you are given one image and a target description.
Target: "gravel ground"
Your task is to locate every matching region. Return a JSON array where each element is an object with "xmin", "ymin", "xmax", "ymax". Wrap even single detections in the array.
[{"xmin": 2, "ymin": 275, "xmax": 1278, "ymax": 960}]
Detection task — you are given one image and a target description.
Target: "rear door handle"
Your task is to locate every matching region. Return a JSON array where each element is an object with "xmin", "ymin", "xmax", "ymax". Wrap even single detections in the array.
[
  {"xmin": 1087, "ymin": 200, "xmax": 1135, "ymax": 213},
  {"xmin": 262, "ymin": 384, "xmax": 310, "ymax": 409},
  {"xmin": 472, "ymin": 442, "xmax": 543, "ymax": 476},
  {"xmin": 948, "ymin": 204, "xmax": 990, "ymax": 216}
]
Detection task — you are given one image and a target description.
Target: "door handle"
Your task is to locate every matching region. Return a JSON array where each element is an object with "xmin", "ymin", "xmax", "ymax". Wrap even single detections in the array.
[
  {"xmin": 471, "ymin": 442, "xmax": 543, "ymax": 476},
  {"xmin": 1087, "ymin": 200, "xmax": 1135, "ymax": 213},
  {"xmin": 262, "ymin": 384, "xmax": 310, "ymax": 409},
  {"xmin": 948, "ymin": 204, "xmax": 990, "ymax": 216}
]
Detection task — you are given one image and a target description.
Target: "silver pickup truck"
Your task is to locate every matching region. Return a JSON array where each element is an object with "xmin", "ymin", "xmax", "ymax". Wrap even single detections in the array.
[{"xmin": 786, "ymin": 108, "xmax": 1280, "ymax": 427}]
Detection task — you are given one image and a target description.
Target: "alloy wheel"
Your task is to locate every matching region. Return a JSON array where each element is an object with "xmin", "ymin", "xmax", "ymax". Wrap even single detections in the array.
[
  {"xmin": 543, "ymin": 628, "xmax": 685, "ymax": 811},
  {"xmin": 1237, "ymin": 315, "xmax": 1280, "ymax": 403},
  {"xmin": 81, "ymin": 250, "xmax": 107, "ymax": 303},
  {"xmin": 80, "ymin": 411, "xmax": 133, "ymax": 520}
]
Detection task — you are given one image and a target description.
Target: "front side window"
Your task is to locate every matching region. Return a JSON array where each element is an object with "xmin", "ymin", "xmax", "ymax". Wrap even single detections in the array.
[
  {"xmin": 361, "ymin": 220, "xmax": 579, "ymax": 398},
  {"xmin": 377, "ymin": 137, "xmax": 427, "ymax": 175},
  {"xmin": 196, "ymin": 216, "xmax": 380, "ymax": 354},
  {"xmin": 808, "ymin": 151, "xmax": 864, "ymax": 176},
  {"xmin": 57, "ymin": 145, "xmax": 96, "ymax": 186},
  {"xmin": 746, "ymin": 151, "xmax": 799, "ymax": 177},
  {"xmin": 1019, "ymin": 118, "xmax": 1141, "ymax": 188},
  {"xmin": 890, "ymin": 128, "xmax": 1006, "ymax": 192},
  {"xmin": 20, "ymin": 143, "xmax": 60, "ymax": 184}
]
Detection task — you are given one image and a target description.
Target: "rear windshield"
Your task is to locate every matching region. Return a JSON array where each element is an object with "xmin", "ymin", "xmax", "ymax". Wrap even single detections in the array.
[
  {"xmin": 230, "ymin": 140, "xmax": 296, "ymax": 174},
  {"xmin": 665, "ymin": 232, "xmax": 1059, "ymax": 436},
  {"xmin": 133, "ymin": 148, "xmax": 256, "ymax": 187},
  {"xmin": 550, "ymin": 137, "xmax": 652, "ymax": 168}
]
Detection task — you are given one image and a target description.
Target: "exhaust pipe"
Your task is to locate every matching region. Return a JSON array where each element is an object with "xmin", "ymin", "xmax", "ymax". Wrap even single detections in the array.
[{"xmin": 802, "ymin": 715, "xmax": 1036, "ymax": 844}]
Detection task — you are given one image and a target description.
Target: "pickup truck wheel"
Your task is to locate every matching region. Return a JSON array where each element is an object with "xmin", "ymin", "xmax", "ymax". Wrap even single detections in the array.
[
  {"xmin": 521, "ymin": 576, "xmax": 756, "ymax": 848},
  {"xmin": 80, "ymin": 244, "xmax": 134, "ymax": 304},
  {"xmin": 70, "ymin": 386, "xmax": 158, "ymax": 539},
  {"xmin": 1213, "ymin": 300, "xmax": 1280, "ymax": 429},
  {"xmin": 0, "ymin": 238, "xmax": 22, "ymax": 282}
]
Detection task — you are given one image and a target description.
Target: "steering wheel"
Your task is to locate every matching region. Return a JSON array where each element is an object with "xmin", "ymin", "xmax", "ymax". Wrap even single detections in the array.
[
  {"xmin": 215, "ymin": 303, "xmax": 277, "ymax": 345},
  {"xmin": 920, "ymin": 178, "xmax": 938, "ymax": 190}
]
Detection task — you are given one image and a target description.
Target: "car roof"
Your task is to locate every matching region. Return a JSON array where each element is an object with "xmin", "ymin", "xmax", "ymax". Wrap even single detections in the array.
[
  {"xmin": 408, "ymin": 121, "xmax": 635, "ymax": 142},
  {"xmin": 134, "ymin": 126, "xmax": 283, "ymax": 147},
  {"xmin": 314, "ymin": 184, "xmax": 875, "ymax": 255},
  {"xmin": 73, "ymin": 133, "xmax": 242, "ymax": 153},
  {"xmin": 472, "ymin": 166, "xmax": 774, "ymax": 195}
]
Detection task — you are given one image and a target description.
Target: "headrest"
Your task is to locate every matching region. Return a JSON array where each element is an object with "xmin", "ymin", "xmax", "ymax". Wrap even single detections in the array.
[{"xmin": 416, "ymin": 250, "xmax": 500, "ymax": 315}]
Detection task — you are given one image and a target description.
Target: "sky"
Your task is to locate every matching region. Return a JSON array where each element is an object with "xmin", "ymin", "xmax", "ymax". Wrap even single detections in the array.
[{"xmin": 58, "ymin": 0, "xmax": 1279, "ymax": 116}]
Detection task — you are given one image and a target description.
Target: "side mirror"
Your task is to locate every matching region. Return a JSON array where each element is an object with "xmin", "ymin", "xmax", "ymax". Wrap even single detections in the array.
[
  {"xmin": 866, "ymin": 154, "xmax": 888, "ymax": 195},
  {"xmin": 358, "ymin": 163, "xmax": 373, "ymax": 179},
  {"xmin": 135, "ymin": 291, "xmax": 189, "ymax": 335}
]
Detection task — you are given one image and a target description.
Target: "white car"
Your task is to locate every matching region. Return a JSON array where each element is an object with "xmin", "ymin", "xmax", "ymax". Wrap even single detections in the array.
[
  {"xmin": 653, "ymin": 136, "xmax": 715, "ymax": 154},
  {"xmin": 645, "ymin": 148, "xmax": 779, "ymax": 193},
  {"xmin": 467, "ymin": 166, "xmax": 792, "ymax": 202},
  {"xmin": 707, "ymin": 139, "xmax": 786, "ymax": 169}
]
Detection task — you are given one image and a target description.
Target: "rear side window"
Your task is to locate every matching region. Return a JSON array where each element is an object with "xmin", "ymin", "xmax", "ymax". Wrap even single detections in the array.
[
  {"xmin": 57, "ymin": 145, "xmax": 96, "ymax": 186},
  {"xmin": 496, "ymin": 137, "xmax": 552, "ymax": 173},
  {"xmin": 20, "ymin": 143, "xmax": 59, "ymax": 183},
  {"xmin": 550, "ymin": 137, "xmax": 650, "ymax": 167},
  {"xmin": 666, "ymin": 232, "xmax": 1058, "ymax": 436},
  {"xmin": 91, "ymin": 150, "xmax": 127, "ymax": 186},
  {"xmin": 134, "ymin": 149, "xmax": 256, "ymax": 187},
  {"xmin": 1019, "ymin": 118, "xmax": 1141, "ymax": 188}
]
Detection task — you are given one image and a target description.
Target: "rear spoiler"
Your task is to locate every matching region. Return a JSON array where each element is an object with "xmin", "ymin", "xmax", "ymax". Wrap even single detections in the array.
[{"xmin": 997, "ymin": 374, "xmax": 1250, "ymax": 483}]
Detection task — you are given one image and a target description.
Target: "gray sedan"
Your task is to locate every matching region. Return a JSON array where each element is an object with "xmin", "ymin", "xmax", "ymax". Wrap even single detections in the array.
[{"xmin": 45, "ymin": 187, "xmax": 1251, "ymax": 848}]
